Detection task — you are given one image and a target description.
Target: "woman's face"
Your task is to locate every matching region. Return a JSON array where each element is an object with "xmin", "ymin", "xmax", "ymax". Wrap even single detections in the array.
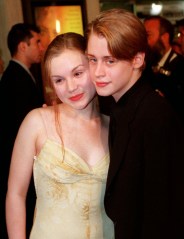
[
  {"xmin": 87, "ymin": 33, "xmax": 143, "ymax": 101},
  {"xmin": 50, "ymin": 49, "xmax": 96, "ymax": 109}
]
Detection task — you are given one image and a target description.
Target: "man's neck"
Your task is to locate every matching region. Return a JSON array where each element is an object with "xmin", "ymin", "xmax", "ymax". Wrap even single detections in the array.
[{"xmin": 12, "ymin": 55, "xmax": 31, "ymax": 69}]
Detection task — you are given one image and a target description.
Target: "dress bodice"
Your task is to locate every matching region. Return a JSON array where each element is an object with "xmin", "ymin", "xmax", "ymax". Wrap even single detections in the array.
[{"xmin": 30, "ymin": 139, "xmax": 114, "ymax": 239}]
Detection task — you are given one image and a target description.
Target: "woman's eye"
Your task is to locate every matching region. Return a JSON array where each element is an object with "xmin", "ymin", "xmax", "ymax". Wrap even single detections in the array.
[
  {"xmin": 54, "ymin": 78, "xmax": 64, "ymax": 84},
  {"xmin": 74, "ymin": 71, "xmax": 83, "ymax": 77}
]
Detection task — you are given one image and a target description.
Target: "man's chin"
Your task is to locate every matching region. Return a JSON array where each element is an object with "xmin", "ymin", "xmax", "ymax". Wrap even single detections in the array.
[{"xmin": 96, "ymin": 89, "xmax": 111, "ymax": 97}]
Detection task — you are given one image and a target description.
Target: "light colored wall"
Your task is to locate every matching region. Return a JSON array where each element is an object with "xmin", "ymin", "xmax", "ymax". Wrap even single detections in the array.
[
  {"xmin": 0, "ymin": 0, "xmax": 100, "ymax": 68},
  {"xmin": 86, "ymin": 0, "xmax": 100, "ymax": 23},
  {"xmin": 0, "ymin": 0, "xmax": 23, "ymax": 68}
]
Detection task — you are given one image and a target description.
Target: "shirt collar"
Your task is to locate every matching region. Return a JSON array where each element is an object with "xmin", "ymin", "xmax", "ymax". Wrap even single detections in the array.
[{"xmin": 11, "ymin": 59, "xmax": 36, "ymax": 83}]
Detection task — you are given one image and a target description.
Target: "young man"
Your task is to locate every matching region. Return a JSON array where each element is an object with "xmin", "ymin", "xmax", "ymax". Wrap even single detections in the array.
[{"xmin": 86, "ymin": 8, "xmax": 184, "ymax": 239}]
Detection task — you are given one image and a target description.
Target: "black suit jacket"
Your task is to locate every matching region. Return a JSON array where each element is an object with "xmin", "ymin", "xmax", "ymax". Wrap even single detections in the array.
[
  {"xmin": 105, "ymin": 76, "xmax": 184, "ymax": 239},
  {"xmin": 0, "ymin": 60, "xmax": 44, "ymax": 238},
  {"xmin": 149, "ymin": 50, "xmax": 184, "ymax": 122}
]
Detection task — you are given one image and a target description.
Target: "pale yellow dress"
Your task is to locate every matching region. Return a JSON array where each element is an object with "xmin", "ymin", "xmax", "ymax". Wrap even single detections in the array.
[{"xmin": 29, "ymin": 139, "xmax": 114, "ymax": 239}]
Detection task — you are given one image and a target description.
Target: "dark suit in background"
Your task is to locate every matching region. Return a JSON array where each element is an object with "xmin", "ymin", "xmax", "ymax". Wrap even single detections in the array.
[
  {"xmin": 150, "ymin": 50, "xmax": 184, "ymax": 122},
  {"xmin": 0, "ymin": 60, "xmax": 44, "ymax": 238}
]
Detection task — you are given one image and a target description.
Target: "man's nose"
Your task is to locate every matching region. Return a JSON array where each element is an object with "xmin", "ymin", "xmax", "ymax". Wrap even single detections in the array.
[
  {"xmin": 39, "ymin": 43, "xmax": 45, "ymax": 52},
  {"xmin": 94, "ymin": 61, "xmax": 105, "ymax": 77}
]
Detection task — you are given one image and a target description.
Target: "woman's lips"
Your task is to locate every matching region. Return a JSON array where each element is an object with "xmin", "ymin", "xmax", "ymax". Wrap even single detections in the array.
[{"xmin": 69, "ymin": 93, "xmax": 84, "ymax": 101}]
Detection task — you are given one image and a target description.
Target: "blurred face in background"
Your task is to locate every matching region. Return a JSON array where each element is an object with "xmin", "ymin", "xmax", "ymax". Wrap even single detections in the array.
[
  {"xmin": 144, "ymin": 19, "xmax": 160, "ymax": 48},
  {"xmin": 176, "ymin": 26, "xmax": 184, "ymax": 56},
  {"xmin": 24, "ymin": 31, "xmax": 44, "ymax": 66},
  {"xmin": 144, "ymin": 19, "xmax": 165, "ymax": 65}
]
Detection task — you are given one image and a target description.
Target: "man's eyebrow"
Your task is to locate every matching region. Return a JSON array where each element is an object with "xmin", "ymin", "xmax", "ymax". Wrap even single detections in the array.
[
  {"xmin": 86, "ymin": 53, "xmax": 95, "ymax": 57},
  {"xmin": 86, "ymin": 54, "xmax": 114, "ymax": 59}
]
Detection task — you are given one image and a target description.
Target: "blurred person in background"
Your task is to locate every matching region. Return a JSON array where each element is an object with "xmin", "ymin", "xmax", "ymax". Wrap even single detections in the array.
[
  {"xmin": 175, "ymin": 18, "xmax": 184, "ymax": 56},
  {"xmin": 0, "ymin": 23, "xmax": 44, "ymax": 239},
  {"xmin": 171, "ymin": 41, "xmax": 182, "ymax": 55},
  {"xmin": 144, "ymin": 15, "xmax": 184, "ymax": 122}
]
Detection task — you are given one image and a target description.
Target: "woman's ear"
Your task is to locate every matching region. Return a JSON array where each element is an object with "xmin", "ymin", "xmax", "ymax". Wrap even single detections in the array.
[{"xmin": 133, "ymin": 52, "xmax": 145, "ymax": 69}]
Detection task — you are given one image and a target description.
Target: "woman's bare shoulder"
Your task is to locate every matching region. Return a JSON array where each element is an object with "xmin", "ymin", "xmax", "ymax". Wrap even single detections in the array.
[
  {"xmin": 20, "ymin": 106, "xmax": 54, "ymax": 130},
  {"xmin": 26, "ymin": 105, "xmax": 54, "ymax": 119}
]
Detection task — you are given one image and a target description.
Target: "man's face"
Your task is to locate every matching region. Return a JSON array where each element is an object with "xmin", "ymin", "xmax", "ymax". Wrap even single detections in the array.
[
  {"xmin": 144, "ymin": 19, "xmax": 165, "ymax": 64},
  {"xmin": 25, "ymin": 31, "xmax": 44, "ymax": 65},
  {"xmin": 87, "ymin": 33, "xmax": 143, "ymax": 102}
]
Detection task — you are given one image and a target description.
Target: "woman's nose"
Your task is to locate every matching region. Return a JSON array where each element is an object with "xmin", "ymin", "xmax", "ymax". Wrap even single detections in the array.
[{"xmin": 66, "ymin": 78, "xmax": 77, "ymax": 92}]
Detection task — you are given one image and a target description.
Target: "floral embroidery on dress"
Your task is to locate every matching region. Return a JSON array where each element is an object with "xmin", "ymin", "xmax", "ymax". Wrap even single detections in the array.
[{"xmin": 31, "ymin": 139, "xmax": 114, "ymax": 239}]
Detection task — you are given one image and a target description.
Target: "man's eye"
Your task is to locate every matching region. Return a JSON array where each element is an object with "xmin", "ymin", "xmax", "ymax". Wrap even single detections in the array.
[
  {"xmin": 88, "ymin": 57, "xmax": 97, "ymax": 64},
  {"xmin": 106, "ymin": 58, "xmax": 118, "ymax": 65},
  {"xmin": 107, "ymin": 60, "xmax": 115, "ymax": 64},
  {"xmin": 147, "ymin": 33, "xmax": 153, "ymax": 38}
]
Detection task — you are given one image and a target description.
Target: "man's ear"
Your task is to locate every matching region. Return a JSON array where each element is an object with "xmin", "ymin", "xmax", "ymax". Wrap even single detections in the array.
[
  {"xmin": 161, "ymin": 32, "xmax": 169, "ymax": 42},
  {"xmin": 133, "ymin": 52, "xmax": 145, "ymax": 69},
  {"xmin": 18, "ymin": 41, "xmax": 27, "ymax": 53}
]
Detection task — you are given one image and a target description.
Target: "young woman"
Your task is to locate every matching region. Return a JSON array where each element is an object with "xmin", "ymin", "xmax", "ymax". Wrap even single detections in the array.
[{"xmin": 6, "ymin": 32, "xmax": 114, "ymax": 239}]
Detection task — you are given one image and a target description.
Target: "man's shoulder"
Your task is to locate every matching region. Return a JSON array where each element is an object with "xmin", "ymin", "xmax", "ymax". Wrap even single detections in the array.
[
  {"xmin": 7, "ymin": 60, "xmax": 27, "ymax": 72},
  {"xmin": 1, "ymin": 61, "xmax": 30, "ymax": 81}
]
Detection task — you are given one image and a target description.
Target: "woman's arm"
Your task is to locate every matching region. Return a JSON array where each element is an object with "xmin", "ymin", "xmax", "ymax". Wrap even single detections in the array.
[{"xmin": 6, "ymin": 109, "xmax": 40, "ymax": 239}]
